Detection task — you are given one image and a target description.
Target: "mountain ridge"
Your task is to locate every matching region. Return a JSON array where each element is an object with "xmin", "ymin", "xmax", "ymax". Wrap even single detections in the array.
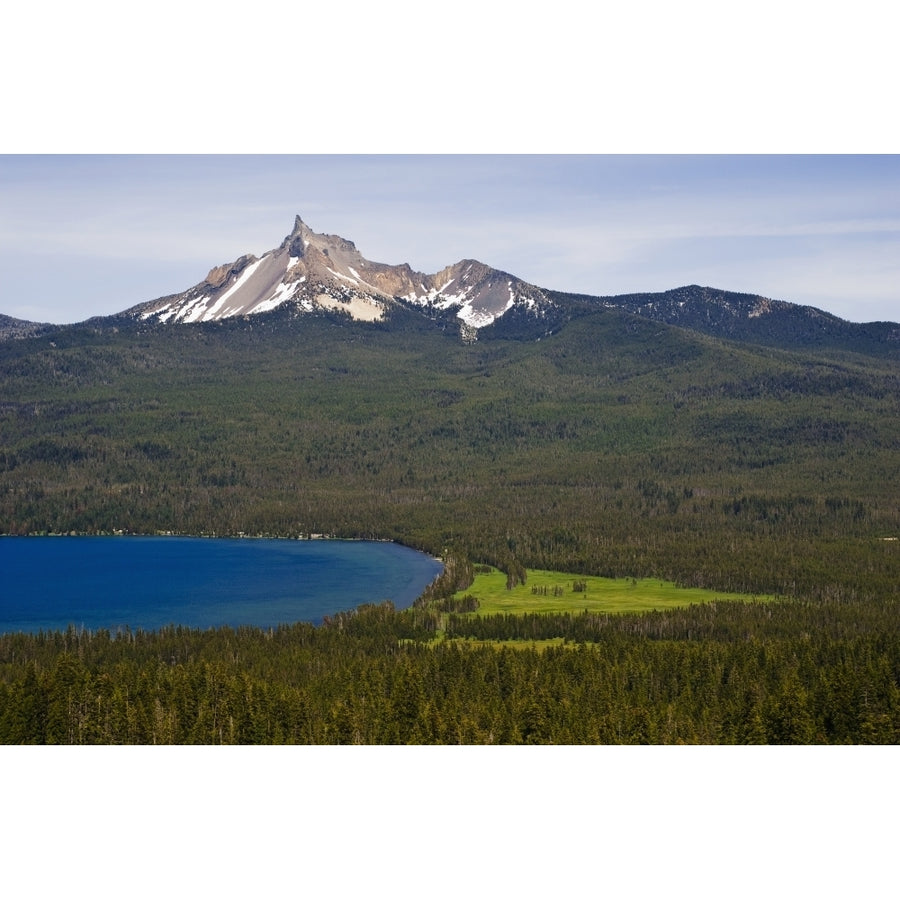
[
  {"xmin": 542, "ymin": 283, "xmax": 900, "ymax": 358},
  {"xmin": 2, "ymin": 215, "xmax": 898, "ymax": 357}
]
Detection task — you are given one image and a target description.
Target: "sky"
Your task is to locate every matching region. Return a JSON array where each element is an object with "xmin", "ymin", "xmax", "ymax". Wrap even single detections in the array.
[{"xmin": 1, "ymin": 154, "xmax": 898, "ymax": 325}]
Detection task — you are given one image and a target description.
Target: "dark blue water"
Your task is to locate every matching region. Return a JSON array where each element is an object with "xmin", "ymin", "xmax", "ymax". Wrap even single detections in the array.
[{"xmin": 0, "ymin": 536, "xmax": 442, "ymax": 633}]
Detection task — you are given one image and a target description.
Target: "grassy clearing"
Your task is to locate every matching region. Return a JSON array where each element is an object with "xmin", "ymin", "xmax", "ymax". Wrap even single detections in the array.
[{"xmin": 454, "ymin": 567, "xmax": 774, "ymax": 616}]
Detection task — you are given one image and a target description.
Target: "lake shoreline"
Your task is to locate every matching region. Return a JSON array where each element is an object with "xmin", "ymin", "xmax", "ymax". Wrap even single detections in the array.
[{"xmin": 1, "ymin": 530, "xmax": 443, "ymax": 564}]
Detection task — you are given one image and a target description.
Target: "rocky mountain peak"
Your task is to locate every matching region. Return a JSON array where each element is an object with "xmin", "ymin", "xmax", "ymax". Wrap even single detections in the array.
[{"xmin": 129, "ymin": 215, "xmax": 555, "ymax": 334}]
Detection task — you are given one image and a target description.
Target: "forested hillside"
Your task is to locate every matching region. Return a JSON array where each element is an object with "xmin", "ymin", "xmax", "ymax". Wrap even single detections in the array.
[
  {"xmin": 1, "ymin": 304, "xmax": 899, "ymax": 742},
  {"xmin": 3, "ymin": 306, "xmax": 897, "ymax": 597},
  {"xmin": 1, "ymin": 596, "xmax": 897, "ymax": 744}
]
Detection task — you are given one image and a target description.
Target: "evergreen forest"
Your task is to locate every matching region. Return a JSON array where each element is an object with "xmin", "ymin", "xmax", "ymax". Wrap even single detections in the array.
[{"xmin": 1, "ymin": 303, "xmax": 899, "ymax": 743}]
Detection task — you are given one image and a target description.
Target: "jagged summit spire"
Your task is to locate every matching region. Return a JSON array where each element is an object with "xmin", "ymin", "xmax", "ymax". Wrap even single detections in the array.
[{"xmin": 284, "ymin": 215, "xmax": 313, "ymax": 257}]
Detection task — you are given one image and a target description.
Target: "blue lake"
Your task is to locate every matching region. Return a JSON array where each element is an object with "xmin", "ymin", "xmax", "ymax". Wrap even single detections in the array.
[{"xmin": 0, "ymin": 536, "xmax": 443, "ymax": 633}]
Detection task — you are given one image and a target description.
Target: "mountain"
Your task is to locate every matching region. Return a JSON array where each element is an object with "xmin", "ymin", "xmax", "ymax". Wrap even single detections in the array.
[
  {"xmin": 123, "ymin": 215, "xmax": 900, "ymax": 356},
  {"xmin": 3, "ymin": 214, "xmax": 898, "ymax": 358},
  {"xmin": 130, "ymin": 215, "xmax": 554, "ymax": 337}
]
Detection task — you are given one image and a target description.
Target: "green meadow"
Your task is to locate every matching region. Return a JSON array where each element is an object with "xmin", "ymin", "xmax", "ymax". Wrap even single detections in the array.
[{"xmin": 454, "ymin": 567, "xmax": 773, "ymax": 616}]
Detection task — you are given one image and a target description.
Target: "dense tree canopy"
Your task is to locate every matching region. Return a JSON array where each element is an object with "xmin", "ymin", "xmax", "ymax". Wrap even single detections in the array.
[{"xmin": 1, "ymin": 306, "xmax": 898, "ymax": 743}]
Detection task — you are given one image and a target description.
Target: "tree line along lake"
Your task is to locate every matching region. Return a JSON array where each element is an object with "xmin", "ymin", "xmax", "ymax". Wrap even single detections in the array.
[{"xmin": 0, "ymin": 536, "xmax": 443, "ymax": 634}]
